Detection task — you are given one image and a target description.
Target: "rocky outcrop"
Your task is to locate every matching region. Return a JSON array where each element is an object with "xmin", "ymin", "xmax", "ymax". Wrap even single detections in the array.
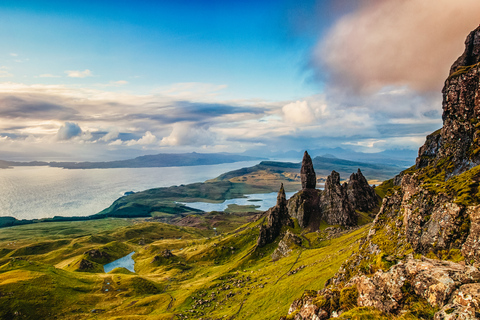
[
  {"xmin": 417, "ymin": 26, "xmax": 480, "ymax": 175},
  {"xmin": 321, "ymin": 171, "xmax": 356, "ymax": 226},
  {"xmin": 287, "ymin": 189, "xmax": 322, "ymax": 228},
  {"xmin": 352, "ymin": 256, "xmax": 480, "ymax": 313},
  {"xmin": 286, "ymin": 257, "xmax": 480, "ymax": 319},
  {"xmin": 257, "ymin": 184, "xmax": 294, "ymax": 247},
  {"xmin": 346, "ymin": 169, "xmax": 379, "ymax": 212},
  {"xmin": 272, "ymin": 230, "xmax": 302, "ymax": 261},
  {"xmin": 435, "ymin": 283, "xmax": 480, "ymax": 319},
  {"xmin": 301, "ymin": 151, "xmax": 316, "ymax": 189},
  {"xmin": 84, "ymin": 249, "xmax": 110, "ymax": 260}
]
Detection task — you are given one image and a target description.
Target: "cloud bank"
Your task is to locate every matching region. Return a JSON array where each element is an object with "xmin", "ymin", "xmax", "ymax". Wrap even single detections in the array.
[{"xmin": 315, "ymin": 0, "xmax": 480, "ymax": 93}]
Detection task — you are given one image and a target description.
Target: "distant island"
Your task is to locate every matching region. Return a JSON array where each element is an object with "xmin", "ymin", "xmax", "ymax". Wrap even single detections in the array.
[{"xmin": 0, "ymin": 152, "xmax": 264, "ymax": 169}]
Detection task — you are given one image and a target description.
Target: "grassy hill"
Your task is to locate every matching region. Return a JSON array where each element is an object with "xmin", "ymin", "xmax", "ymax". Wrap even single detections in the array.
[{"xmin": 0, "ymin": 214, "xmax": 369, "ymax": 320}]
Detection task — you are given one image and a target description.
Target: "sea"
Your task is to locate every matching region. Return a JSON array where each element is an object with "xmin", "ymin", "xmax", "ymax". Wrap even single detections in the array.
[{"xmin": 0, "ymin": 161, "xmax": 265, "ymax": 220}]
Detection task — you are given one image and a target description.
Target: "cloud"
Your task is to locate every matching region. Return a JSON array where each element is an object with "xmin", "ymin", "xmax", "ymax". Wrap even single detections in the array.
[
  {"xmin": 160, "ymin": 123, "xmax": 215, "ymax": 146},
  {"xmin": 56, "ymin": 122, "xmax": 82, "ymax": 140},
  {"xmin": 39, "ymin": 74, "xmax": 61, "ymax": 78},
  {"xmin": 9, "ymin": 53, "xmax": 18, "ymax": 57},
  {"xmin": 0, "ymin": 66, "xmax": 13, "ymax": 78},
  {"xmin": 282, "ymin": 100, "xmax": 316, "ymax": 124},
  {"xmin": 100, "ymin": 129, "xmax": 119, "ymax": 142},
  {"xmin": 315, "ymin": 0, "xmax": 480, "ymax": 93},
  {"xmin": 126, "ymin": 131, "xmax": 157, "ymax": 146},
  {"xmin": 65, "ymin": 69, "xmax": 93, "ymax": 78}
]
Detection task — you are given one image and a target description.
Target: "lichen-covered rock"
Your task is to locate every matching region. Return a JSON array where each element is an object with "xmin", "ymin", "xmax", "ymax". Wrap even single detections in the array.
[
  {"xmin": 78, "ymin": 259, "xmax": 95, "ymax": 270},
  {"xmin": 301, "ymin": 151, "xmax": 317, "ymax": 189},
  {"xmin": 461, "ymin": 206, "xmax": 480, "ymax": 266},
  {"xmin": 257, "ymin": 184, "xmax": 294, "ymax": 247},
  {"xmin": 435, "ymin": 283, "xmax": 480, "ymax": 319},
  {"xmin": 351, "ymin": 256, "xmax": 480, "ymax": 313}
]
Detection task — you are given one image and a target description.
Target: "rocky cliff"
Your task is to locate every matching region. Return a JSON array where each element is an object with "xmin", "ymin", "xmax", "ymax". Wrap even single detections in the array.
[{"xmin": 283, "ymin": 26, "xmax": 480, "ymax": 320}]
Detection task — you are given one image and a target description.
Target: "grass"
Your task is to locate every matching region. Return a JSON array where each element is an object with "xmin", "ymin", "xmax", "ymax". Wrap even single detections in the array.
[{"xmin": 0, "ymin": 215, "xmax": 369, "ymax": 320}]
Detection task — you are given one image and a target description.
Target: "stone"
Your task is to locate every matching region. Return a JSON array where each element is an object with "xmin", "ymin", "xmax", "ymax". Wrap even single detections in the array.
[
  {"xmin": 257, "ymin": 184, "xmax": 294, "ymax": 247},
  {"xmin": 272, "ymin": 230, "xmax": 302, "ymax": 261},
  {"xmin": 346, "ymin": 169, "xmax": 379, "ymax": 212},
  {"xmin": 321, "ymin": 171, "xmax": 356, "ymax": 226},
  {"xmin": 434, "ymin": 283, "xmax": 480, "ymax": 319},
  {"xmin": 78, "ymin": 259, "xmax": 94, "ymax": 270},
  {"xmin": 301, "ymin": 151, "xmax": 316, "ymax": 189},
  {"xmin": 351, "ymin": 256, "xmax": 480, "ymax": 313}
]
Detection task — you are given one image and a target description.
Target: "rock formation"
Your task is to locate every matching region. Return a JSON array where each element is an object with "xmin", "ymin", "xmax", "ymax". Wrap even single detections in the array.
[
  {"xmin": 346, "ymin": 169, "xmax": 379, "ymax": 213},
  {"xmin": 272, "ymin": 230, "xmax": 302, "ymax": 261},
  {"xmin": 257, "ymin": 184, "xmax": 294, "ymax": 247},
  {"xmin": 301, "ymin": 151, "xmax": 316, "ymax": 189},
  {"xmin": 417, "ymin": 25, "xmax": 480, "ymax": 175},
  {"xmin": 320, "ymin": 170, "xmax": 356, "ymax": 226}
]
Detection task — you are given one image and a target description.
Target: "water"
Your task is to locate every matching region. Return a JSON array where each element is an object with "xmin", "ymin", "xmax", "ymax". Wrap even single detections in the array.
[
  {"xmin": 0, "ymin": 161, "xmax": 260, "ymax": 220},
  {"xmin": 103, "ymin": 251, "xmax": 135, "ymax": 273},
  {"xmin": 179, "ymin": 191, "xmax": 297, "ymax": 212}
]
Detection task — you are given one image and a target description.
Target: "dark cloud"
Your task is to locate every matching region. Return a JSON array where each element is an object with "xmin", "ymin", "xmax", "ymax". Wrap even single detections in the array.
[
  {"xmin": 0, "ymin": 95, "xmax": 78, "ymax": 120},
  {"xmin": 56, "ymin": 122, "xmax": 82, "ymax": 140}
]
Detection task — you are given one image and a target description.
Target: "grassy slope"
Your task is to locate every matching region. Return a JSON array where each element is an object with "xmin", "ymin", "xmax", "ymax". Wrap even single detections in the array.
[{"xmin": 0, "ymin": 216, "xmax": 368, "ymax": 320}]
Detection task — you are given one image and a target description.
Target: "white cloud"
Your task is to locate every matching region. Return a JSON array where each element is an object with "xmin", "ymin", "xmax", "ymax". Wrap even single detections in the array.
[
  {"xmin": 38, "ymin": 74, "xmax": 61, "ymax": 78},
  {"xmin": 100, "ymin": 129, "xmax": 119, "ymax": 142},
  {"xmin": 282, "ymin": 100, "xmax": 316, "ymax": 124},
  {"xmin": 0, "ymin": 66, "xmax": 13, "ymax": 78},
  {"xmin": 160, "ymin": 123, "xmax": 215, "ymax": 146},
  {"xmin": 112, "ymin": 80, "xmax": 128, "ymax": 85},
  {"xmin": 126, "ymin": 131, "xmax": 157, "ymax": 146},
  {"xmin": 65, "ymin": 69, "xmax": 93, "ymax": 78},
  {"xmin": 9, "ymin": 53, "xmax": 18, "ymax": 57}
]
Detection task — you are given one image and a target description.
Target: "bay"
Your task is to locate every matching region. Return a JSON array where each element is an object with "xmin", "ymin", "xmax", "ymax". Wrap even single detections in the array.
[{"xmin": 0, "ymin": 161, "xmax": 260, "ymax": 220}]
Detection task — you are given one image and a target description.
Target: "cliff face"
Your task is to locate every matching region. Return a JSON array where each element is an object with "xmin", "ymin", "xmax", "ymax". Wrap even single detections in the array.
[
  {"xmin": 284, "ymin": 26, "xmax": 480, "ymax": 320},
  {"xmin": 418, "ymin": 26, "xmax": 480, "ymax": 176}
]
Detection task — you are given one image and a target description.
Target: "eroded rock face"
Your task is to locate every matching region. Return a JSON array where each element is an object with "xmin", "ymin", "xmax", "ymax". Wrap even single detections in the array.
[
  {"xmin": 321, "ymin": 171, "xmax": 356, "ymax": 226},
  {"xmin": 301, "ymin": 151, "xmax": 317, "ymax": 189},
  {"xmin": 346, "ymin": 169, "xmax": 379, "ymax": 213},
  {"xmin": 416, "ymin": 26, "xmax": 480, "ymax": 175},
  {"xmin": 287, "ymin": 189, "xmax": 322, "ymax": 228},
  {"xmin": 78, "ymin": 259, "xmax": 95, "ymax": 270},
  {"xmin": 84, "ymin": 249, "xmax": 110, "ymax": 260},
  {"xmin": 351, "ymin": 257, "xmax": 480, "ymax": 314},
  {"xmin": 257, "ymin": 184, "xmax": 294, "ymax": 247},
  {"xmin": 435, "ymin": 283, "xmax": 480, "ymax": 319}
]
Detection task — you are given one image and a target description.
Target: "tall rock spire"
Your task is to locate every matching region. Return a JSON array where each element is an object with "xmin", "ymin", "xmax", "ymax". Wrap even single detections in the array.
[{"xmin": 301, "ymin": 151, "xmax": 316, "ymax": 189}]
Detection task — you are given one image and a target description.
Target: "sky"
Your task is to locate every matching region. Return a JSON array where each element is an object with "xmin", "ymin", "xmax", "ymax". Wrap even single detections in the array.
[{"xmin": 0, "ymin": 0, "xmax": 480, "ymax": 161}]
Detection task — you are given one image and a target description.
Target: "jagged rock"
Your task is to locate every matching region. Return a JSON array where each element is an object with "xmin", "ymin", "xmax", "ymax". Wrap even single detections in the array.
[
  {"xmin": 461, "ymin": 206, "xmax": 480, "ymax": 266},
  {"xmin": 416, "ymin": 26, "xmax": 480, "ymax": 175},
  {"xmin": 346, "ymin": 169, "xmax": 379, "ymax": 212},
  {"xmin": 450, "ymin": 26, "xmax": 480, "ymax": 74},
  {"xmin": 321, "ymin": 171, "xmax": 356, "ymax": 226},
  {"xmin": 272, "ymin": 230, "xmax": 302, "ymax": 261},
  {"xmin": 287, "ymin": 189, "xmax": 322, "ymax": 228},
  {"xmin": 301, "ymin": 151, "xmax": 316, "ymax": 189},
  {"xmin": 257, "ymin": 184, "xmax": 294, "ymax": 247},
  {"xmin": 435, "ymin": 283, "xmax": 480, "ymax": 319},
  {"xmin": 351, "ymin": 256, "xmax": 480, "ymax": 314}
]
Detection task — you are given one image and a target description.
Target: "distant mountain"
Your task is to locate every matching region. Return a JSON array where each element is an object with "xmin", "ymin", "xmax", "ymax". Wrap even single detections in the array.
[
  {"xmin": 2, "ymin": 153, "xmax": 264, "ymax": 169},
  {"xmin": 242, "ymin": 147, "xmax": 419, "ymax": 167}
]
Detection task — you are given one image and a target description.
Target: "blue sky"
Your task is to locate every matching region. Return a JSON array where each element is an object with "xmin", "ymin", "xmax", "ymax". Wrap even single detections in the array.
[{"xmin": 0, "ymin": 0, "xmax": 479, "ymax": 161}]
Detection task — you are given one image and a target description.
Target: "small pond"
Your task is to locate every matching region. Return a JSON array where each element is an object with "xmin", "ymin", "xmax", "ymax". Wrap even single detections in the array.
[
  {"xmin": 104, "ymin": 251, "xmax": 136, "ymax": 273},
  {"xmin": 179, "ymin": 191, "xmax": 297, "ymax": 212}
]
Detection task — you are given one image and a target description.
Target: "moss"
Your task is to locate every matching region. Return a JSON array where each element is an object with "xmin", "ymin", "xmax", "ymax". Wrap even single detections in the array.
[
  {"xmin": 339, "ymin": 286, "xmax": 358, "ymax": 311},
  {"xmin": 449, "ymin": 62, "xmax": 480, "ymax": 79},
  {"xmin": 375, "ymin": 179, "xmax": 394, "ymax": 199}
]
